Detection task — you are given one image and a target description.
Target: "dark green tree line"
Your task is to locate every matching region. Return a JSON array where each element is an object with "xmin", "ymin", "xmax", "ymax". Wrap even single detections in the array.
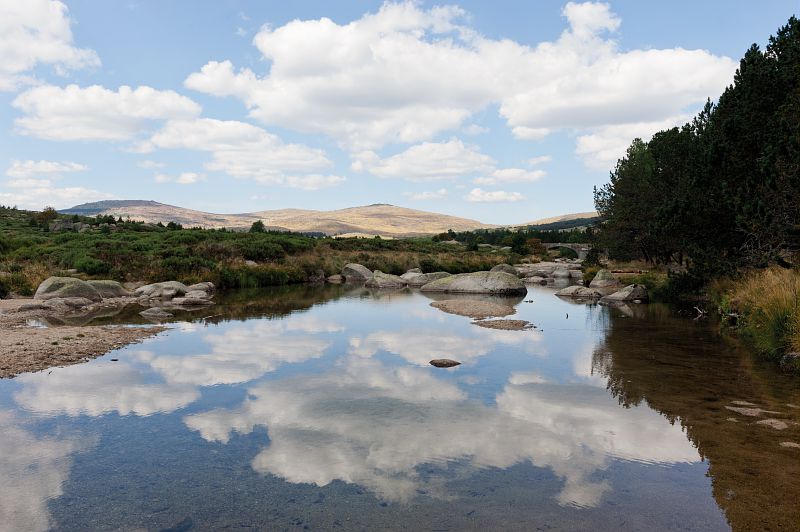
[{"xmin": 594, "ymin": 16, "xmax": 800, "ymax": 281}]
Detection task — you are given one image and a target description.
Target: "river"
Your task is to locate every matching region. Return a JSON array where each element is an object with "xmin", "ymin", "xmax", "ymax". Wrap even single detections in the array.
[{"xmin": 1, "ymin": 284, "xmax": 797, "ymax": 530}]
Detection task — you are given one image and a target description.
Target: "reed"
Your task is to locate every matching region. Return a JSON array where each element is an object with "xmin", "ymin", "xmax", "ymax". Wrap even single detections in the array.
[{"xmin": 726, "ymin": 268, "xmax": 800, "ymax": 358}]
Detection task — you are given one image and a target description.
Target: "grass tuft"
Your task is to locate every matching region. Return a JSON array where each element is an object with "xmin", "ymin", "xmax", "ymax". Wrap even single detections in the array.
[{"xmin": 724, "ymin": 268, "xmax": 800, "ymax": 358}]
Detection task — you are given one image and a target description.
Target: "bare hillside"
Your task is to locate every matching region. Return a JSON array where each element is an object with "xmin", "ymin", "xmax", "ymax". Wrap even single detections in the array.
[{"xmin": 62, "ymin": 201, "xmax": 494, "ymax": 237}]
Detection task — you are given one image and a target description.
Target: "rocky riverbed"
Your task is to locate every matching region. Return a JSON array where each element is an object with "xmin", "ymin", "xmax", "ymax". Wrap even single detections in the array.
[
  {"xmin": 0, "ymin": 298, "xmax": 165, "ymax": 378},
  {"xmin": 0, "ymin": 276, "xmax": 218, "ymax": 378}
]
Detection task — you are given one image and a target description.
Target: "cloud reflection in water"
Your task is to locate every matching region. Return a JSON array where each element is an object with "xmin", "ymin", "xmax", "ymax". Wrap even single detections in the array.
[{"xmin": 185, "ymin": 356, "xmax": 699, "ymax": 507}]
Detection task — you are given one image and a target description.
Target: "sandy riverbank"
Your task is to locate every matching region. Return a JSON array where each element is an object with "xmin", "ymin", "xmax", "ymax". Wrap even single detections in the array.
[{"xmin": 0, "ymin": 298, "xmax": 165, "ymax": 378}]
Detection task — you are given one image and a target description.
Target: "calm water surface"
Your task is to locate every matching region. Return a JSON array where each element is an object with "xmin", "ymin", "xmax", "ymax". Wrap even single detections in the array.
[{"xmin": 1, "ymin": 284, "xmax": 798, "ymax": 531}]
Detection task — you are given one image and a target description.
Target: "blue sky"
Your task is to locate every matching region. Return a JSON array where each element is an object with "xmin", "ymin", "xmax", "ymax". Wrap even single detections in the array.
[{"xmin": 0, "ymin": 1, "xmax": 796, "ymax": 224}]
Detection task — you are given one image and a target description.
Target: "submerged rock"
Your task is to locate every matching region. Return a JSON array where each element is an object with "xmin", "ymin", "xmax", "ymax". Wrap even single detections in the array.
[
  {"xmin": 473, "ymin": 319, "xmax": 534, "ymax": 331},
  {"xmin": 420, "ymin": 271, "xmax": 527, "ymax": 295},
  {"xmin": 430, "ymin": 299, "xmax": 515, "ymax": 319},
  {"xmin": 341, "ymin": 263, "xmax": 373, "ymax": 282},
  {"xmin": 34, "ymin": 277, "xmax": 102, "ymax": 302},
  {"xmin": 326, "ymin": 274, "xmax": 344, "ymax": 284},
  {"xmin": 725, "ymin": 405, "xmax": 780, "ymax": 417},
  {"xmin": 430, "ymin": 359, "xmax": 461, "ymax": 368},
  {"xmin": 756, "ymin": 419, "xmax": 790, "ymax": 430},
  {"xmin": 365, "ymin": 270, "xmax": 407, "ymax": 289}
]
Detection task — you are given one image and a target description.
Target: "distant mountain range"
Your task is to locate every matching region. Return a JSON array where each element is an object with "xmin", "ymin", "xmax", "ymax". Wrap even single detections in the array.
[{"xmin": 61, "ymin": 200, "xmax": 597, "ymax": 237}]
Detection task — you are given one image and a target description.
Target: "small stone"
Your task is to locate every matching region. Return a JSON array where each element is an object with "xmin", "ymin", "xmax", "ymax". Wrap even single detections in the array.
[
  {"xmin": 779, "ymin": 441, "xmax": 800, "ymax": 449},
  {"xmin": 430, "ymin": 359, "xmax": 461, "ymax": 368}
]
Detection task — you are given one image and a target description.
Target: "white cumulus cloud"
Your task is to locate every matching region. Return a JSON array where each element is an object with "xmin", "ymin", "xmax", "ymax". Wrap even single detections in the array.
[
  {"xmin": 0, "ymin": 0, "xmax": 100, "ymax": 91},
  {"xmin": 406, "ymin": 188, "xmax": 448, "ymax": 200},
  {"xmin": 184, "ymin": 3, "xmax": 496, "ymax": 151},
  {"xmin": 154, "ymin": 172, "xmax": 206, "ymax": 185},
  {"xmin": 353, "ymin": 139, "xmax": 494, "ymax": 181},
  {"xmin": 6, "ymin": 159, "xmax": 87, "ymax": 179},
  {"xmin": 474, "ymin": 168, "xmax": 546, "ymax": 185},
  {"xmin": 528, "ymin": 155, "xmax": 552, "ymax": 166},
  {"xmin": 141, "ymin": 118, "xmax": 344, "ymax": 190},
  {"xmin": 184, "ymin": 1, "xmax": 735, "ymax": 170},
  {"xmin": 13, "ymin": 84, "xmax": 201, "ymax": 141},
  {"xmin": 465, "ymin": 188, "xmax": 524, "ymax": 203},
  {"xmin": 1, "ymin": 159, "xmax": 111, "ymax": 210}
]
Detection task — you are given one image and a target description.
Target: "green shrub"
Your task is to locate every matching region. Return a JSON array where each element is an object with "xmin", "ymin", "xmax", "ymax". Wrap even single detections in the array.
[
  {"xmin": 419, "ymin": 257, "xmax": 441, "ymax": 273},
  {"xmin": 215, "ymin": 265, "xmax": 305, "ymax": 289},
  {"xmin": 8, "ymin": 273, "xmax": 33, "ymax": 296},
  {"xmin": 75, "ymin": 257, "xmax": 111, "ymax": 275},
  {"xmin": 238, "ymin": 240, "xmax": 286, "ymax": 261},
  {"xmin": 626, "ymin": 272, "xmax": 669, "ymax": 299},
  {"xmin": 583, "ymin": 266, "xmax": 601, "ymax": 284}
]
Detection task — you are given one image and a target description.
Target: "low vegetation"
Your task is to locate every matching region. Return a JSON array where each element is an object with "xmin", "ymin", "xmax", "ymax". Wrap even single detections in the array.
[
  {"xmin": 0, "ymin": 206, "xmax": 509, "ymax": 295},
  {"xmin": 713, "ymin": 268, "xmax": 800, "ymax": 367}
]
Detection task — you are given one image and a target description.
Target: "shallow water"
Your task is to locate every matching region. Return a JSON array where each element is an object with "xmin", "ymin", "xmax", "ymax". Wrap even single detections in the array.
[{"xmin": 1, "ymin": 284, "xmax": 798, "ymax": 531}]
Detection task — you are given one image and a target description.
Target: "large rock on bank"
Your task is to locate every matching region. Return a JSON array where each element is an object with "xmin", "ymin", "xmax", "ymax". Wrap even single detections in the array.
[
  {"xmin": 420, "ymin": 271, "xmax": 527, "ymax": 295},
  {"xmin": 600, "ymin": 284, "xmax": 649, "ymax": 305},
  {"xmin": 365, "ymin": 271, "xmax": 407, "ymax": 289},
  {"xmin": 186, "ymin": 282, "xmax": 215, "ymax": 293},
  {"xmin": 405, "ymin": 272, "xmax": 451, "ymax": 287},
  {"xmin": 134, "ymin": 281, "xmax": 189, "ymax": 299},
  {"xmin": 555, "ymin": 285, "xmax": 602, "ymax": 299},
  {"xmin": 589, "ymin": 269, "xmax": 622, "ymax": 293},
  {"xmin": 341, "ymin": 263, "xmax": 373, "ymax": 282},
  {"xmin": 86, "ymin": 280, "xmax": 130, "ymax": 298},
  {"xmin": 490, "ymin": 264, "xmax": 519, "ymax": 276},
  {"xmin": 34, "ymin": 277, "xmax": 102, "ymax": 302}
]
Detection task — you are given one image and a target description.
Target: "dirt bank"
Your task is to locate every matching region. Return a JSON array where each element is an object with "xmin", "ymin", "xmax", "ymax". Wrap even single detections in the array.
[{"xmin": 0, "ymin": 299, "xmax": 165, "ymax": 378}]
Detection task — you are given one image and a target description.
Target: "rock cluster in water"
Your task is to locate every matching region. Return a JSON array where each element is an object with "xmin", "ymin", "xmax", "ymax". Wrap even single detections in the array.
[
  {"xmin": 514, "ymin": 261, "xmax": 584, "ymax": 285},
  {"xmin": 26, "ymin": 276, "xmax": 216, "ymax": 323}
]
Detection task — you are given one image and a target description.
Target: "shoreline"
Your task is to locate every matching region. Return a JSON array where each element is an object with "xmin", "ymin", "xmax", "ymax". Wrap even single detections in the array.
[{"xmin": 0, "ymin": 299, "xmax": 165, "ymax": 379}]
